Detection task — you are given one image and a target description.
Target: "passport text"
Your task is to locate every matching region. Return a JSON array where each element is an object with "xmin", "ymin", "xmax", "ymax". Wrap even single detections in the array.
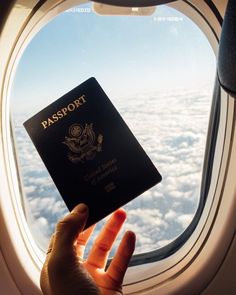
[{"xmin": 41, "ymin": 95, "xmax": 86, "ymax": 129}]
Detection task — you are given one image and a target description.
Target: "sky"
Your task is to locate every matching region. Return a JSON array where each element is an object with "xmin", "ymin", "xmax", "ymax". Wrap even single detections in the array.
[
  {"xmin": 10, "ymin": 3, "xmax": 217, "ymax": 253},
  {"xmin": 10, "ymin": 2, "xmax": 216, "ymax": 116}
]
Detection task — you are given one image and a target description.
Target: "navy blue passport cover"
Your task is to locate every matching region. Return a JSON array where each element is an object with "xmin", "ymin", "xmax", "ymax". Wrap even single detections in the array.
[{"xmin": 24, "ymin": 78, "xmax": 162, "ymax": 228}]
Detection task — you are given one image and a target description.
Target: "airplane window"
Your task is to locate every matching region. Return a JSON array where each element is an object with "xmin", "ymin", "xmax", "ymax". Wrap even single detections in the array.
[{"xmin": 10, "ymin": 2, "xmax": 216, "ymax": 257}]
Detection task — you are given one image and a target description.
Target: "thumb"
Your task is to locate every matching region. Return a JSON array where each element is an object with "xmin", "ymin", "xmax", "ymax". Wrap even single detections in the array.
[
  {"xmin": 47, "ymin": 204, "xmax": 100, "ymax": 295},
  {"xmin": 52, "ymin": 203, "xmax": 88, "ymax": 256}
]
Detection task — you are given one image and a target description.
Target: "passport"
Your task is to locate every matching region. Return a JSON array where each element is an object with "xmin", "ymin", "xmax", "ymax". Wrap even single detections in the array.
[{"xmin": 24, "ymin": 78, "xmax": 162, "ymax": 228}]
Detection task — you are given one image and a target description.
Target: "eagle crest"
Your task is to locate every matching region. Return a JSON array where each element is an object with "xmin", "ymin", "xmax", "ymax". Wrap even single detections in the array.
[{"xmin": 63, "ymin": 123, "xmax": 103, "ymax": 163}]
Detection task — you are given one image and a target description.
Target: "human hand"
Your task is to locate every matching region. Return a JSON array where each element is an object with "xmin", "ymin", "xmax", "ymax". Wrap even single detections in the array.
[{"xmin": 40, "ymin": 203, "xmax": 136, "ymax": 295}]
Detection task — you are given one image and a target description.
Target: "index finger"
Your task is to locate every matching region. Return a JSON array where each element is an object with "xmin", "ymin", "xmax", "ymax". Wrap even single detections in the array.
[{"xmin": 75, "ymin": 224, "xmax": 96, "ymax": 258}]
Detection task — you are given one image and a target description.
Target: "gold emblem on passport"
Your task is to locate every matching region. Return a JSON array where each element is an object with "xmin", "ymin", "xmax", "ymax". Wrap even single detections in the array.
[{"xmin": 63, "ymin": 123, "xmax": 103, "ymax": 163}]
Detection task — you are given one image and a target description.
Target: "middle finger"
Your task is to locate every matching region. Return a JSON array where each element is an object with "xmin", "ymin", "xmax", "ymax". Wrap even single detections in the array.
[{"xmin": 86, "ymin": 208, "xmax": 126, "ymax": 269}]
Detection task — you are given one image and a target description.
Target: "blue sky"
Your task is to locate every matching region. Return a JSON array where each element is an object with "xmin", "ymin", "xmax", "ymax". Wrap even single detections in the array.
[{"xmin": 11, "ymin": 3, "xmax": 216, "ymax": 114}]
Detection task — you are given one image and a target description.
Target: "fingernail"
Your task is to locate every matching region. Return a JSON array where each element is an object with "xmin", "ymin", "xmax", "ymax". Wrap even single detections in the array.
[{"xmin": 72, "ymin": 203, "xmax": 88, "ymax": 214}]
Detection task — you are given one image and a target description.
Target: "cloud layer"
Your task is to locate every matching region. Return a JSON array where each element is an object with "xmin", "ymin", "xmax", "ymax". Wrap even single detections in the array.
[{"xmin": 12, "ymin": 87, "xmax": 212, "ymax": 255}]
